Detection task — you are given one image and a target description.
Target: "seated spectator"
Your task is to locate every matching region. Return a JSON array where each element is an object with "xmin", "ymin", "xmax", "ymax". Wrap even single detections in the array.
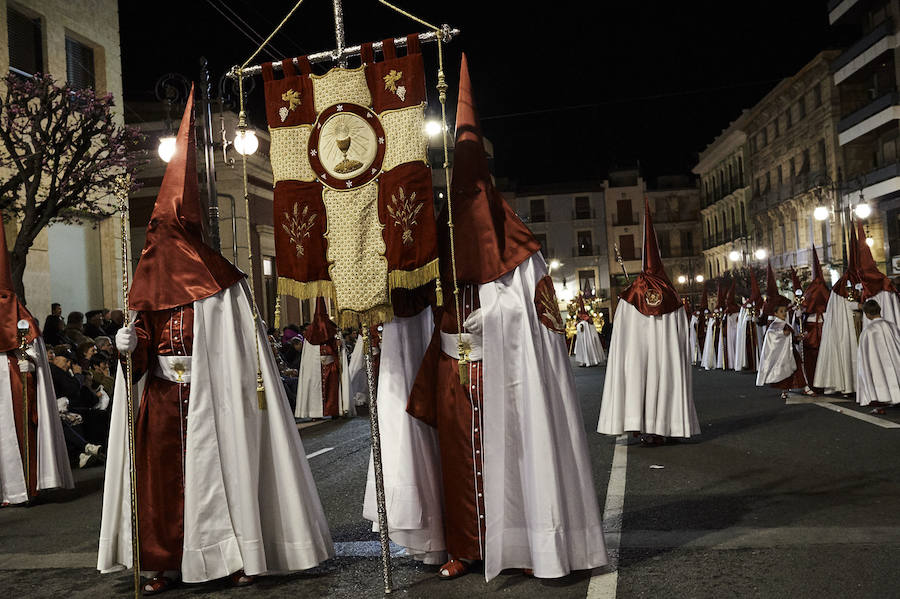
[
  {"xmin": 49, "ymin": 347, "xmax": 106, "ymax": 467},
  {"xmin": 84, "ymin": 310, "xmax": 106, "ymax": 339},
  {"xmin": 65, "ymin": 312, "xmax": 92, "ymax": 346},
  {"xmin": 104, "ymin": 310, "xmax": 125, "ymax": 336},
  {"xmin": 76, "ymin": 341, "xmax": 97, "ymax": 373},
  {"xmin": 91, "ymin": 352, "xmax": 115, "ymax": 401}
]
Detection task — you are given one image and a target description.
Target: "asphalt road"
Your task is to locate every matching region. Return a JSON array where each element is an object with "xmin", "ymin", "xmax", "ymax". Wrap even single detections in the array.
[{"xmin": 1, "ymin": 362, "xmax": 898, "ymax": 598}]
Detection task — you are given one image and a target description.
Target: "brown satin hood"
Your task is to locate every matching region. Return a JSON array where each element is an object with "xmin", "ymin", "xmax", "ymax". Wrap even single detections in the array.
[
  {"xmin": 802, "ymin": 246, "xmax": 830, "ymax": 314},
  {"xmin": 437, "ymin": 54, "xmax": 541, "ymax": 285},
  {"xmin": 699, "ymin": 285, "xmax": 709, "ymax": 314},
  {"xmin": 0, "ymin": 209, "xmax": 39, "ymax": 352},
  {"xmin": 619, "ymin": 198, "xmax": 681, "ymax": 316},
  {"xmin": 724, "ymin": 277, "xmax": 740, "ymax": 314},
  {"xmin": 856, "ymin": 220, "xmax": 896, "ymax": 298},
  {"xmin": 762, "ymin": 260, "xmax": 790, "ymax": 316},
  {"xmin": 304, "ymin": 297, "xmax": 337, "ymax": 345},
  {"xmin": 129, "ymin": 85, "xmax": 244, "ymax": 312},
  {"xmin": 789, "ymin": 267, "xmax": 802, "ymax": 294},
  {"xmin": 746, "ymin": 267, "xmax": 763, "ymax": 309}
]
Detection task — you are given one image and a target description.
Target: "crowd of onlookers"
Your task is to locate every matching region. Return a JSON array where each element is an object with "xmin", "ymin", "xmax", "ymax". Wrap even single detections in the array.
[{"xmin": 42, "ymin": 303, "xmax": 124, "ymax": 469}]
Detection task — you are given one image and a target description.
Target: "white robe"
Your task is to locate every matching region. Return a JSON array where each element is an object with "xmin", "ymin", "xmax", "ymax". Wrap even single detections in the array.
[
  {"xmin": 98, "ymin": 281, "xmax": 334, "ymax": 582},
  {"xmin": 481, "ymin": 254, "xmax": 607, "ymax": 579},
  {"xmin": 733, "ymin": 308, "xmax": 763, "ymax": 372},
  {"xmin": 700, "ymin": 316, "xmax": 717, "ymax": 370},
  {"xmin": 0, "ymin": 339, "xmax": 73, "ymax": 504},
  {"xmin": 755, "ymin": 318, "xmax": 797, "ymax": 385},
  {"xmin": 574, "ymin": 319, "xmax": 606, "ymax": 366},
  {"xmin": 856, "ymin": 318, "xmax": 900, "ymax": 406},
  {"xmin": 362, "ymin": 308, "xmax": 446, "ymax": 564},
  {"xmin": 866, "ymin": 290, "xmax": 900, "ymax": 328},
  {"xmin": 348, "ymin": 339, "xmax": 368, "ymax": 407},
  {"xmin": 598, "ymin": 300, "xmax": 700, "ymax": 438},
  {"xmin": 813, "ymin": 292, "xmax": 858, "ymax": 394},
  {"xmin": 294, "ymin": 338, "xmax": 352, "ymax": 418},
  {"xmin": 716, "ymin": 313, "xmax": 739, "ymax": 369}
]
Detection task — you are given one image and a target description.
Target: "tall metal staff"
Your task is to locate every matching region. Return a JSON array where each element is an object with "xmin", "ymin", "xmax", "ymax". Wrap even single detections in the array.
[
  {"xmin": 115, "ymin": 175, "xmax": 141, "ymax": 599},
  {"xmin": 16, "ymin": 320, "xmax": 31, "ymax": 503}
]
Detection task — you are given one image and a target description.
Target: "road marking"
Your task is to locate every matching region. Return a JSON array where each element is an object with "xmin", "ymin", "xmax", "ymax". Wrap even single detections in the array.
[
  {"xmin": 306, "ymin": 447, "xmax": 335, "ymax": 458},
  {"xmin": 586, "ymin": 434, "xmax": 628, "ymax": 599},
  {"xmin": 784, "ymin": 395, "xmax": 851, "ymax": 405},
  {"xmin": 814, "ymin": 401, "xmax": 900, "ymax": 428}
]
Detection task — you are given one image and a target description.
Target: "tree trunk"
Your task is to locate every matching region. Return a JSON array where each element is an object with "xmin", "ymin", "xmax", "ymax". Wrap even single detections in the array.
[{"xmin": 10, "ymin": 248, "xmax": 28, "ymax": 305}]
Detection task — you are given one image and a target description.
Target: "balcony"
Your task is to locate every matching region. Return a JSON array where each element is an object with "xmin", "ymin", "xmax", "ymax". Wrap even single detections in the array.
[
  {"xmin": 612, "ymin": 212, "xmax": 640, "ymax": 227},
  {"xmin": 828, "ymin": 0, "xmax": 858, "ymax": 25},
  {"xmin": 573, "ymin": 244, "xmax": 603, "ymax": 258},
  {"xmin": 832, "ymin": 19, "xmax": 896, "ymax": 84},
  {"xmin": 572, "ymin": 208, "xmax": 597, "ymax": 221},
  {"xmin": 529, "ymin": 212, "xmax": 548, "ymax": 223},
  {"xmin": 837, "ymin": 90, "xmax": 900, "ymax": 145},
  {"xmin": 844, "ymin": 162, "xmax": 900, "ymax": 204}
]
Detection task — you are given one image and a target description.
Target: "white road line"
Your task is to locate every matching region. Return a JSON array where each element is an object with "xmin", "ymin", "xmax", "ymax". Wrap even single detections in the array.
[
  {"xmin": 306, "ymin": 447, "xmax": 335, "ymax": 459},
  {"xmin": 784, "ymin": 395, "xmax": 850, "ymax": 405},
  {"xmin": 814, "ymin": 401, "xmax": 900, "ymax": 428},
  {"xmin": 586, "ymin": 434, "xmax": 628, "ymax": 599}
]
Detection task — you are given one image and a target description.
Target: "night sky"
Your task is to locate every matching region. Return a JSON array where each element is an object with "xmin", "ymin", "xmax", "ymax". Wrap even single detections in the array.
[{"xmin": 118, "ymin": 0, "xmax": 853, "ymax": 186}]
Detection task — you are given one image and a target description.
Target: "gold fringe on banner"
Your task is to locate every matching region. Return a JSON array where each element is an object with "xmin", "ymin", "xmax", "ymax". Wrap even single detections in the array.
[
  {"xmin": 337, "ymin": 304, "xmax": 395, "ymax": 330},
  {"xmin": 387, "ymin": 258, "xmax": 440, "ymax": 292},
  {"xmin": 277, "ymin": 277, "xmax": 337, "ymax": 302}
]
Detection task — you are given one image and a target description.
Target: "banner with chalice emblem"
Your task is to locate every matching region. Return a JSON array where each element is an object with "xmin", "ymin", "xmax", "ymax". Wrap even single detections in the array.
[{"xmin": 263, "ymin": 34, "xmax": 438, "ymax": 326}]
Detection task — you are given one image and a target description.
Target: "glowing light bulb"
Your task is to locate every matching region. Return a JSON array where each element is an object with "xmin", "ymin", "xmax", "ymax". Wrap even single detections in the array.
[
  {"xmin": 695, "ymin": 275, "xmax": 705, "ymax": 283},
  {"xmin": 866, "ymin": 236, "xmax": 875, "ymax": 247},
  {"xmin": 728, "ymin": 250, "xmax": 741, "ymax": 262},
  {"xmin": 854, "ymin": 203, "xmax": 872, "ymax": 219},
  {"xmin": 754, "ymin": 248, "xmax": 768, "ymax": 260},
  {"xmin": 677, "ymin": 275, "xmax": 687, "ymax": 284},
  {"xmin": 233, "ymin": 129, "xmax": 259, "ymax": 156},
  {"xmin": 424, "ymin": 120, "xmax": 443, "ymax": 137},
  {"xmin": 813, "ymin": 206, "xmax": 829, "ymax": 221},
  {"xmin": 157, "ymin": 136, "xmax": 177, "ymax": 163}
]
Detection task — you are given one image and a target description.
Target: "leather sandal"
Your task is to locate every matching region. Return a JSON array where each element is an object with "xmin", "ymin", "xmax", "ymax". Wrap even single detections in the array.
[
  {"xmin": 438, "ymin": 559, "xmax": 470, "ymax": 580},
  {"xmin": 143, "ymin": 576, "xmax": 176, "ymax": 595},
  {"xmin": 230, "ymin": 570, "xmax": 256, "ymax": 587}
]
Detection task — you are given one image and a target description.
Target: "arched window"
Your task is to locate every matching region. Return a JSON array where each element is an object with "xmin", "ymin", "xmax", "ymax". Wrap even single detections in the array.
[
  {"xmin": 740, "ymin": 203, "xmax": 747, "ymax": 234},
  {"xmin": 730, "ymin": 207, "xmax": 736, "ymax": 238}
]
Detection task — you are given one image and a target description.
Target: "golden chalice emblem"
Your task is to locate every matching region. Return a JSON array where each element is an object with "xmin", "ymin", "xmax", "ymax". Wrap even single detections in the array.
[
  {"xmin": 333, "ymin": 121, "xmax": 363, "ymax": 174},
  {"xmin": 645, "ymin": 289, "xmax": 662, "ymax": 307},
  {"xmin": 172, "ymin": 361, "xmax": 187, "ymax": 384}
]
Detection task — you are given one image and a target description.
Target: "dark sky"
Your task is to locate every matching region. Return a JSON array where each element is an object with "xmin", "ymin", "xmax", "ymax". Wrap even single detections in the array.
[{"xmin": 118, "ymin": 1, "xmax": 853, "ymax": 186}]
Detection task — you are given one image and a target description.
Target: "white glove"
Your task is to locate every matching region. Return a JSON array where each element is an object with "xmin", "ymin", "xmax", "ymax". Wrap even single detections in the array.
[
  {"xmin": 64, "ymin": 412, "xmax": 83, "ymax": 425},
  {"xmin": 18, "ymin": 359, "xmax": 34, "ymax": 373},
  {"xmin": 57, "ymin": 397, "xmax": 70, "ymax": 413},
  {"xmin": 116, "ymin": 325, "xmax": 138, "ymax": 354}
]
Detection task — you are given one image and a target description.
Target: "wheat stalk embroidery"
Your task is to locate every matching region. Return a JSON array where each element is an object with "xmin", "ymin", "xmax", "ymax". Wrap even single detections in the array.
[
  {"xmin": 386, "ymin": 187, "xmax": 423, "ymax": 246},
  {"xmin": 282, "ymin": 203, "xmax": 317, "ymax": 257}
]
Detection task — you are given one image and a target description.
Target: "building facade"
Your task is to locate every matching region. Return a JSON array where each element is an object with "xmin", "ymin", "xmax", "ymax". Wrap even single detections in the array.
[
  {"xmin": 830, "ymin": 0, "xmax": 900, "ymax": 273},
  {"xmin": 510, "ymin": 183, "xmax": 610, "ymax": 314},
  {"xmin": 1, "ymin": 0, "xmax": 124, "ymax": 321},
  {"xmin": 695, "ymin": 111, "xmax": 752, "ymax": 281},
  {"xmin": 745, "ymin": 51, "xmax": 845, "ymax": 278}
]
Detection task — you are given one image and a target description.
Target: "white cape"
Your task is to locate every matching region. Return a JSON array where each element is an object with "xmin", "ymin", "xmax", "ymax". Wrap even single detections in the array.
[
  {"xmin": 294, "ymin": 338, "xmax": 352, "ymax": 418},
  {"xmin": 716, "ymin": 313, "xmax": 739, "ymax": 369},
  {"xmin": 867, "ymin": 290, "xmax": 900, "ymax": 328},
  {"xmin": 0, "ymin": 339, "xmax": 73, "ymax": 504},
  {"xmin": 574, "ymin": 319, "xmax": 606, "ymax": 366},
  {"xmin": 700, "ymin": 316, "xmax": 717, "ymax": 370},
  {"xmin": 813, "ymin": 292, "xmax": 858, "ymax": 394},
  {"xmin": 348, "ymin": 339, "xmax": 368, "ymax": 407},
  {"xmin": 755, "ymin": 318, "xmax": 796, "ymax": 385},
  {"xmin": 598, "ymin": 300, "xmax": 700, "ymax": 438},
  {"xmin": 362, "ymin": 308, "xmax": 446, "ymax": 564},
  {"xmin": 98, "ymin": 281, "xmax": 333, "ymax": 582},
  {"xmin": 482, "ymin": 254, "xmax": 607, "ymax": 579},
  {"xmin": 688, "ymin": 315, "xmax": 701, "ymax": 365},
  {"xmin": 856, "ymin": 318, "xmax": 900, "ymax": 406},
  {"xmin": 733, "ymin": 308, "xmax": 763, "ymax": 372}
]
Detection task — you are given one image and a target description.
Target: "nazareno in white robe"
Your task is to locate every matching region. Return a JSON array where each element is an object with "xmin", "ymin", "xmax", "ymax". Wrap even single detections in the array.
[
  {"xmin": 362, "ymin": 307, "xmax": 446, "ymax": 565},
  {"xmin": 688, "ymin": 314, "xmax": 702, "ymax": 365},
  {"xmin": 867, "ymin": 290, "xmax": 900, "ymax": 328},
  {"xmin": 598, "ymin": 299, "xmax": 700, "ymax": 438},
  {"xmin": 813, "ymin": 292, "xmax": 858, "ymax": 394},
  {"xmin": 700, "ymin": 315, "xmax": 717, "ymax": 370},
  {"xmin": 574, "ymin": 319, "xmax": 606, "ymax": 366},
  {"xmin": 348, "ymin": 338, "xmax": 367, "ymax": 407},
  {"xmin": 0, "ymin": 338, "xmax": 73, "ymax": 504},
  {"xmin": 294, "ymin": 337, "xmax": 352, "ymax": 418},
  {"xmin": 98, "ymin": 281, "xmax": 334, "ymax": 582},
  {"xmin": 733, "ymin": 307, "xmax": 759, "ymax": 372},
  {"xmin": 755, "ymin": 318, "xmax": 797, "ymax": 385},
  {"xmin": 856, "ymin": 318, "xmax": 900, "ymax": 406},
  {"xmin": 716, "ymin": 312, "xmax": 739, "ymax": 369}
]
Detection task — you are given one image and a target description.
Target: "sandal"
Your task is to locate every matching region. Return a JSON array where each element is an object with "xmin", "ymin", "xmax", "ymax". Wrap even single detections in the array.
[
  {"xmin": 781, "ymin": 392, "xmax": 789, "ymax": 400},
  {"xmin": 230, "ymin": 570, "xmax": 256, "ymax": 587},
  {"xmin": 438, "ymin": 559, "xmax": 470, "ymax": 580},
  {"xmin": 143, "ymin": 576, "xmax": 176, "ymax": 595},
  {"xmin": 870, "ymin": 407, "xmax": 887, "ymax": 415}
]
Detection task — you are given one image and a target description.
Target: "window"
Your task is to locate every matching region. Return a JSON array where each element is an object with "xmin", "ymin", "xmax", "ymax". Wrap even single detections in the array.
[
  {"xmin": 577, "ymin": 230, "xmax": 593, "ymax": 256},
  {"xmin": 765, "ymin": 171, "xmax": 771, "ymax": 191},
  {"xmin": 530, "ymin": 199, "xmax": 546, "ymax": 222},
  {"xmin": 762, "ymin": 128, "xmax": 768, "ymax": 146},
  {"xmin": 793, "ymin": 220, "xmax": 800, "ymax": 251},
  {"xmin": 740, "ymin": 203, "xmax": 747, "ymax": 234},
  {"xmin": 785, "ymin": 108, "xmax": 793, "ymax": 129},
  {"xmin": 774, "ymin": 118, "xmax": 780, "ymax": 138},
  {"xmin": 574, "ymin": 195, "xmax": 591, "ymax": 219},
  {"xmin": 657, "ymin": 230, "xmax": 671, "ymax": 258},
  {"xmin": 777, "ymin": 165, "xmax": 783, "ymax": 185},
  {"xmin": 801, "ymin": 148, "xmax": 811, "ymax": 173},
  {"xmin": 814, "ymin": 83, "xmax": 822, "ymax": 108},
  {"xmin": 7, "ymin": 7, "xmax": 43, "ymax": 76},
  {"xmin": 616, "ymin": 199, "xmax": 633, "ymax": 225},
  {"xmin": 789, "ymin": 157, "xmax": 796, "ymax": 178},
  {"xmin": 681, "ymin": 230, "xmax": 694, "ymax": 255},
  {"xmin": 797, "ymin": 97, "xmax": 806, "ymax": 119},
  {"xmin": 66, "ymin": 36, "xmax": 95, "ymax": 89},
  {"xmin": 738, "ymin": 157, "xmax": 744, "ymax": 185},
  {"xmin": 818, "ymin": 139, "xmax": 827, "ymax": 172},
  {"xmin": 618, "ymin": 234, "xmax": 635, "ymax": 260},
  {"xmin": 730, "ymin": 207, "xmax": 736, "ymax": 237},
  {"xmin": 534, "ymin": 233, "xmax": 548, "ymax": 255}
]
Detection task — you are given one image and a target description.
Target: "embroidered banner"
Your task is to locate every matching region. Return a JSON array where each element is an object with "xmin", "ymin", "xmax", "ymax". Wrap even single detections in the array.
[{"xmin": 264, "ymin": 35, "xmax": 438, "ymax": 326}]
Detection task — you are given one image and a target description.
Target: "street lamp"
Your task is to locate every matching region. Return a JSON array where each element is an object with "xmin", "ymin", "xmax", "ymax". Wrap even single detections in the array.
[
  {"xmin": 854, "ymin": 203, "xmax": 872, "ymax": 219},
  {"xmin": 677, "ymin": 275, "xmax": 687, "ymax": 284},
  {"xmin": 813, "ymin": 205, "xmax": 830, "ymax": 221},
  {"xmin": 157, "ymin": 136, "xmax": 177, "ymax": 163},
  {"xmin": 233, "ymin": 128, "xmax": 259, "ymax": 156},
  {"xmin": 754, "ymin": 248, "xmax": 768, "ymax": 261},
  {"xmin": 728, "ymin": 250, "xmax": 741, "ymax": 262},
  {"xmin": 425, "ymin": 120, "xmax": 443, "ymax": 137},
  {"xmin": 695, "ymin": 274, "xmax": 705, "ymax": 283},
  {"xmin": 866, "ymin": 236, "xmax": 875, "ymax": 247}
]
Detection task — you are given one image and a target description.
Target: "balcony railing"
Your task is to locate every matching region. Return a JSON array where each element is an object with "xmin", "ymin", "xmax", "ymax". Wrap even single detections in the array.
[
  {"xmin": 529, "ymin": 212, "xmax": 548, "ymax": 223},
  {"xmin": 837, "ymin": 90, "xmax": 900, "ymax": 133},
  {"xmin": 572, "ymin": 209, "xmax": 597, "ymax": 220},
  {"xmin": 832, "ymin": 19, "xmax": 893, "ymax": 73},
  {"xmin": 573, "ymin": 244, "xmax": 603, "ymax": 258},
  {"xmin": 613, "ymin": 212, "xmax": 640, "ymax": 226}
]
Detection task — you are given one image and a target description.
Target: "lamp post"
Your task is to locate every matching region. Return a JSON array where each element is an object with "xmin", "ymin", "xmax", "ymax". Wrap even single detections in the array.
[{"xmin": 811, "ymin": 175, "xmax": 850, "ymax": 272}]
